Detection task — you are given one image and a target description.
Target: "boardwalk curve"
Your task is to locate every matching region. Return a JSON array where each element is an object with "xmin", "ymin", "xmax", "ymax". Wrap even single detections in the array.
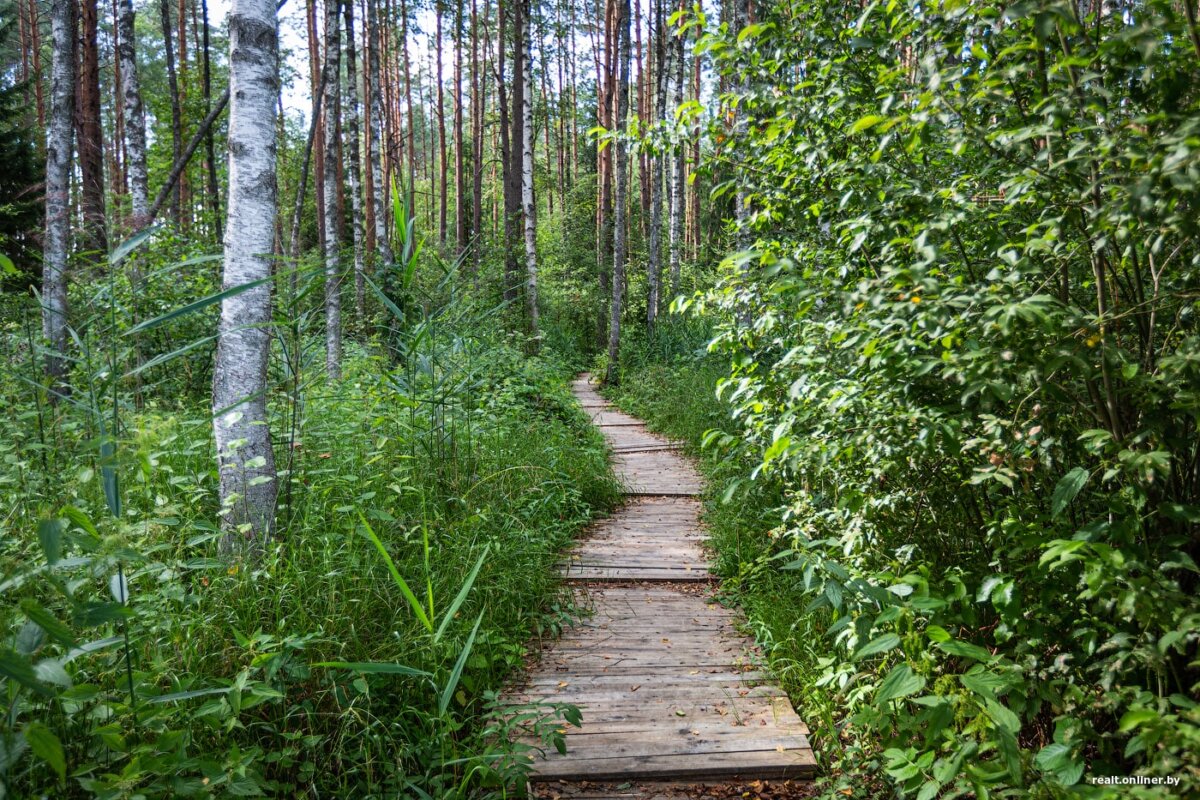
[{"xmin": 508, "ymin": 375, "xmax": 816, "ymax": 791}]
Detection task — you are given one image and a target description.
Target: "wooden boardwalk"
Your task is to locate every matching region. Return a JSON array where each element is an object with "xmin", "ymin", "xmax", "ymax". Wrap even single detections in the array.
[{"xmin": 508, "ymin": 375, "xmax": 815, "ymax": 791}]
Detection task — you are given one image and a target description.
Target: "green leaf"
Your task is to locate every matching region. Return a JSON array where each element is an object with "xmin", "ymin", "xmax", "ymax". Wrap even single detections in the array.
[
  {"xmin": 314, "ymin": 661, "xmax": 431, "ymax": 678},
  {"xmin": 434, "ymin": 544, "xmax": 490, "ymax": 643},
  {"xmin": 855, "ymin": 633, "xmax": 900, "ymax": 660},
  {"xmin": 875, "ymin": 664, "xmax": 924, "ymax": 704},
  {"xmin": 23, "ymin": 722, "xmax": 65, "ymax": 783},
  {"xmin": 439, "ymin": 611, "xmax": 484, "ymax": 716},
  {"xmin": 0, "ymin": 252, "xmax": 17, "ymax": 276},
  {"xmin": 1118, "ymin": 708, "xmax": 1157, "ymax": 732},
  {"xmin": 1050, "ymin": 467, "xmax": 1088, "ymax": 518},
  {"xmin": 0, "ymin": 647, "xmax": 54, "ymax": 697},
  {"xmin": 850, "ymin": 114, "xmax": 886, "ymax": 134},
  {"xmin": 125, "ymin": 276, "xmax": 273, "ymax": 335},
  {"xmin": 37, "ymin": 518, "xmax": 64, "ymax": 565},
  {"xmin": 20, "ymin": 600, "xmax": 75, "ymax": 647},
  {"xmin": 146, "ymin": 686, "xmax": 232, "ymax": 704},
  {"xmin": 937, "ymin": 639, "xmax": 993, "ymax": 662},
  {"xmin": 358, "ymin": 513, "xmax": 433, "ymax": 632},
  {"xmin": 984, "ymin": 698, "xmax": 1021, "ymax": 734}
]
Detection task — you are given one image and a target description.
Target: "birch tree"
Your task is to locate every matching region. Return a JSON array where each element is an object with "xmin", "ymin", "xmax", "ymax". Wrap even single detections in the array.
[
  {"xmin": 321, "ymin": 0, "xmax": 343, "ymax": 378},
  {"xmin": 366, "ymin": 0, "xmax": 392, "ymax": 265},
  {"xmin": 645, "ymin": 0, "xmax": 666, "ymax": 331},
  {"xmin": 604, "ymin": 0, "xmax": 629, "ymax": 385},
  {"xmin": 520, "ymin": 0, "xmax": 539, "ymax": 340},
  {"xmin": 116, "ymin": 0, "xmax": 150, "ymax": 227},
  {"xmin": 213, "ymin": 0, "xmax": 279, "ymax": 552},
  {"xmin": 343, "ymin": 0, "xmax": 365, "ymax": 320},
  {"xmin": 42, "ymin": 0, "xmax": 75, "ymax": 389},
  {"xmin": 666, "ymin": 4, "xmax": 683, "ymax": 295}
]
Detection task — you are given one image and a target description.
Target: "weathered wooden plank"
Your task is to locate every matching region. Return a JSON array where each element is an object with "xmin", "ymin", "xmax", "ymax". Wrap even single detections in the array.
[{"xmin": 529, "ymin": 748, "xmax": 818, "ymax": 782}]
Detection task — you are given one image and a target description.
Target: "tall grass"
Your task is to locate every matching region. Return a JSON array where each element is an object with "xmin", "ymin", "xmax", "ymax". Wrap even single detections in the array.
[{"xmin": 0, "ymin": 230, "xmax": 621, "ymax": 798}]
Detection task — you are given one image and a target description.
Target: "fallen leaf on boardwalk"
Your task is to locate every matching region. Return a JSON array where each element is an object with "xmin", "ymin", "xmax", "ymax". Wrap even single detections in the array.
[
  {"xmin": 675, "ymin": 709, "xmax": 687, "ymax": 716},
  {"xmin": 630, "ymin": 684, "xmax": 641, "ymax": 691},
  {"xmin": 557, "ymin": 681, "xmax": 569, "ymax": 688}
]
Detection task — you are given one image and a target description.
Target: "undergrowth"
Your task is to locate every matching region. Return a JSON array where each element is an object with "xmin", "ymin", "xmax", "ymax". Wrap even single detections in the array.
[{"xmin": 1, "ymin": 271, "xmax": 622, "ymax": 797}]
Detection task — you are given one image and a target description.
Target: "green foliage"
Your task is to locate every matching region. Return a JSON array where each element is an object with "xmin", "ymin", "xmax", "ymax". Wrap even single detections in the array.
[
  {"xmin": 0, "ymin": 225, "xmax": 621, "ymax": 797},
  {"xmin": 638, "ymin": 1, "xmax": 1200, "ymax": 797}
]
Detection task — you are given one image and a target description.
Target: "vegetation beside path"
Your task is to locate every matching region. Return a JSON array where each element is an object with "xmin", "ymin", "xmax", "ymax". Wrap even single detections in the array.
[{"xmin": 1, "ymin": 320, "xmax": 621, "ymax": 798}]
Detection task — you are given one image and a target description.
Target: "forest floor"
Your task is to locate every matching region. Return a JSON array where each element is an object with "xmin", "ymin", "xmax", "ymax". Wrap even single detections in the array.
[{"xmin": 507, "ymin": 375, "xmax": 815, "ymax": 797}]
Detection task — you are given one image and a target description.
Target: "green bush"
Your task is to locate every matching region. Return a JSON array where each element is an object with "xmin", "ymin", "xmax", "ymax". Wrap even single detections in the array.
[{"xmin": 622, "ymin": 2, "xmax": 1200, "ymax": 798}]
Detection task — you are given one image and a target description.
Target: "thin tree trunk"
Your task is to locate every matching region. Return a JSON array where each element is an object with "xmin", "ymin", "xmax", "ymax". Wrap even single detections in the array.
[
  {"xmin": 201, "ymin": 0, "xmax": 222, "ymax": 239},
  {"xmin": 116, "ymin": 0, "xmax": 149, "ymax": 227},
  {"xmin": 470, "ymin": 0, "xmax": 482, "ymax": 274},
  {"xmin": 454, "ymin": 0, "xmax": 466, "ymax": 255},
  {"xmin": 43, "ymin": 0, "xmax": 75, "ymax": 391},
  {"xmin": 605, "ymin": 0, "xmax": 629, "ymax": 385},
  {"xmin": 366, "ymin": 0, "xmax": 392, "ymax": 265},
  {"xmin": 77, "ymin": 0, "xmax": 107, "ymax": 254},
  {"xmin": 215, "ymin": 0, "xmax": 279, "ymax": 554},
  {"xmin": 322, "ymin": 0, "xmax": 343, "ymax": 378},
  {"xmin": 110, "ymin": 0, "xmax": 127, "ymax": 202},
  {"xmin": 400, "ymin": 0, "xmax": 414, "ymax": 212},
  {"xmin": 160, "ymin": 0, "xmax": 183, "ymax": 224},
  {"xmin": 307, "ymin": 0, "xmax": 326, "ymax": 251},
  {"xmin": 520, "ymin": 0, "xmax": 538, "ymax": 340},
  {"xmin": 498, "ymin": 0, "xmax": 520, "ymax": 302},
  {"xmin": 436, "ymin": 1, "xmax": 448, "ymax": 244},
  {"xmin": 343, "ymin": 0, "xmax": 365, "ymax": 319},
  {"xmin": 177, "ymin": 0, "xmax": 190, "ymax": 224},
  {"xmin": 30, "ymin": 0, "xmax": 45, "ymax": 130},
  {"xmin": 667, "ymin": 2, "xmax": 684, "ymax": 295},
  {"xmin": 646, "ymin": 0, "xmax": 666, "ymax": 331}
]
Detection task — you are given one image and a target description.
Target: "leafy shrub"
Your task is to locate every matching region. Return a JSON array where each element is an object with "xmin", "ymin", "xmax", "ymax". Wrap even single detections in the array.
[{"xmin": 651, "ymin": 1, "xmax": 1200, "ymax": 797}]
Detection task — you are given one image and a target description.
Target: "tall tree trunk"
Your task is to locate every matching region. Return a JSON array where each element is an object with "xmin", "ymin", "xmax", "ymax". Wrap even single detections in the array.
[
  {"xmin": 43, "ymin": 0, "xmax": 75, "ymax": 391},
  {"xmin": 667, "ymin": 4, "xmax": 684, "ymax": 295},
  {"xmin": 498, "ymin": 0, "xmax": 519, "ymax": 302},
  {"xmin": 520, "ymin": 0, "xmax": 538, "ymax": 340},
  {"xmin": 454, "ymin": 0, "xmax": 466, "ymax": 255},
  {"xmin": 77, "ymin": 0, "xmax": 107, "ymax": 255},
  {"xmin": 322, "ymin": 0, "xmax": 343, "ymax": 378},
  {"xmin": 470, "ymin": 0, "xmax": 482, "ymax": 274},
  {"xmin": 366, "ymin": 0, "xmax": 392, "ymax": 265},
  {"xmin": 605, "ymin": 0, "xmax": 629, "ymax": 385},
  {"xmin": 30, "ymin": 0, "xmax": 46, "ymax": 130},
  {"xmin": 116, "ymin": 0, "xmax": 149, "ymax": 227},
  {"xmin": 400, "ymin": 0, "xmax": 414, "ymax": 212},
  {"xmin": 160, "ymin": 0, "xmax": 183, "ymax": 224},
  {"xmin": 646, "ymin": 0, "xmax": 665, "ymax": 332},
  {"xmin": 214, "ymin": 0, "xmax": 279, "ymax": 554},
  {"xmin": 110, "ymin": 0, "xmax": 127, "ymax": 201},
  {"xmin": 201, "ymin": 0, "xmax": 222, "ymax": 239},
  {"xmin": 307, "ymin": 0, "xmax": 326, "ymax": 252},
  {"xmin": 343, "ymin": 0, "xmax": 365, "ymax": 320},
  {"xmin": 177, "ymin": 0, "xmax": 190, "ymax": 224},
  {"xmin": 436, "ymin": 1, "xmax": 447, "ymax": 244}
]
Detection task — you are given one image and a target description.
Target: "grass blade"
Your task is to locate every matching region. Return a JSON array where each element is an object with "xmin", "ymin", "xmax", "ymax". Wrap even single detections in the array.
[
  {"xmin": 358, "ymin": 513, "xmax": 433, "ymax": 632},
  {"xmin": 125, "ymin": 276, "xmax": 273, "ymax": 335},
  {"xmin": 434, "ymin": 544, "xmax": 489, "ymax": 643},
  {"xmin": 314, "ymin": 661, "xmax": 431, "ymax": 678},
  {"xmin": 439, "ymin": 611, "xmax": 483, "ymax": 716}
]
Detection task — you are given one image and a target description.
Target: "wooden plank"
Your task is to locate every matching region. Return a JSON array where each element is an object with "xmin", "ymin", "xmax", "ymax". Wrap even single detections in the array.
[{"xmin": 529, "ymin": 748, "xmax": 817, "ymax": 782}]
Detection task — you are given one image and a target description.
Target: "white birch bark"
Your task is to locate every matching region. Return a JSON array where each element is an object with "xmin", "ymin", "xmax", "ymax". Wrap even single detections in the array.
[
  {"xmin": 667, "ymin": 14, "xmax": 684, "ymax": 296},
  {"xmin": 42, "ymin": 0, "xmax": 75, "ymax": 390},
  {"xmin": 520, "ymin": 0, "xmax": 539, "ymax": 340},
  {"xmin": 366, "ymin": 0, "xmax": 393, "ymax": 266},
  {"xmin": 213, "ymin": 0, "xmax": 279, "ymax": 553},
  {"xmin": 605, "ymin": 0, "xmax": 630, "ymax": 385},
  {"xmin": 646, "ymin": 0, "xmax": 667, "ymax": 331},
  {"xmin": 321, "ymin": 0, "xmax": 343, "ymax": 378},
  {"xmin": 343, "ymin": 0, "xmax": 365, "ymax": 320},
  {"xmin": 116, "ymin": 0, "xmax": 149, "ymax": 226}
]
